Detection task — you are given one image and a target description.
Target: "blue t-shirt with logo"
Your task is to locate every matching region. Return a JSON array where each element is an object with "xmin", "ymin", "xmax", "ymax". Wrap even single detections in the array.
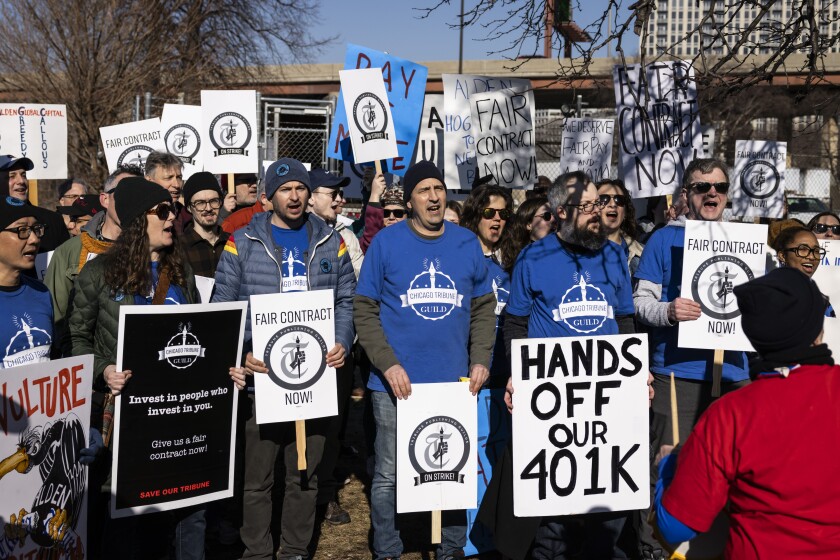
[
  {"xmin": 272, "ymin": 224, "xmax": 309, "ymax": 292},
  {"xmin": 357, "ymin": 221, "xmax": 493, "ymax": 392},
  {"xmin": 1, "ymin": 276, "xmax": 53, "ymax": 369},
  {"xmin": 506, "ymin": 234, "xmax": 634, "ymax": 338},
  {"xmin": 133, "ymin": 261, "xmax": 188, "ymax": 305},
  {"xmin": 634, "ymin": 224, "xmax": 748, "ymax": 382},
  {"xmin": 486, "ymin": 255, "xmax": 510, "ymax": 379}
]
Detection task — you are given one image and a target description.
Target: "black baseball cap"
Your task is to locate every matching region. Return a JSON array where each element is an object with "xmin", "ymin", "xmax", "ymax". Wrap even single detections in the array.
[
  {"xmin": 0, "ymin": 155, "xmax": 34, "ymax": 172},
  {"xmin": 308, "ymin": 168, "xmax": 350, "ymax": 190}
]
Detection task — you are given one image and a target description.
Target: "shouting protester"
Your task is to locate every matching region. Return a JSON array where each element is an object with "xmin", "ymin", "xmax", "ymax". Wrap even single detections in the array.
[
  {"xmin": 354, "ymin": 160, "xmax": 496, "ymax": 560},
  {"xmin": 598, "ymin": 179, "xmax": 644, "ymax": 277},
  {"xmin": 213, "ymin": 158, "xmax": 355, "ymax": 560},
  {"xmin": 180, "ymin": 172, "xmax": 229, "ymax": 280}
]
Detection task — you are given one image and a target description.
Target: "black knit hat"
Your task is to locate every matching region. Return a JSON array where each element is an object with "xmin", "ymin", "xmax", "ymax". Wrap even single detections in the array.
[
  {"xmin": 183, "ymin": 172, "xmax": 223, "ymax": 207},
  {"xmin": 403, "ymin": 160, "xmax": 444, "ymax": 203},
  {"xmin": 0, "ymin": 195, "xmax": 37, "ymax": 229},
  {"xmin": 112, "ymin": 177, "xmax": 171, "ymax": 226},
  {"xmin": 734, "ymin": 267, "xmax": 826, "ymax": 355}
]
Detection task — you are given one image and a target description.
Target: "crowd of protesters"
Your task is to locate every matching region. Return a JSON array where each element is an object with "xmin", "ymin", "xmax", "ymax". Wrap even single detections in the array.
[{"xmin": 2, "ymin": 149, "xmax": 839, "ymax": 560}]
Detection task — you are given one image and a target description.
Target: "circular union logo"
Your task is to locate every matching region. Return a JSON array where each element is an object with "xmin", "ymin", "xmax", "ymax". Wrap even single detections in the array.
[
  {"xmin": 263, "ymin": 325, "xmax": 328, "ymax": 391},
  {"xmin": 164, "ymin": 123, "xmax": 201, "ymax": 160},
  {"xmin": 209, "ymin": 111, "xmax": 252, "ymax": 152},
  {"xmin": 408, "ymin": 415, "xmax": 470, "ymax": 483},
  {"xmin": 739, "ymin": 160, "xmax": 780, "ymax": 200},
  {"xmin": 691, "ymin": 255, "xmax": 755, "ymax": 320},
  {"xmin": 117, "ymin": 145, "xmax": 154, "ymax": 172}
]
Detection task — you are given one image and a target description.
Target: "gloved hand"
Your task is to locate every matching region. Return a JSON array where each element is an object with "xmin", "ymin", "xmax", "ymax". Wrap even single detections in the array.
[{"xmin": 79, "ymin": 428, "xmax": 103, "ymax": 465}]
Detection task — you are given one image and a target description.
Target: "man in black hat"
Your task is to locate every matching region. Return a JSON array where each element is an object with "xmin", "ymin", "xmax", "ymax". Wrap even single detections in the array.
[
  {"xmin": 56, "ymin": 194, "xmax": 105, "ymax": 237},
  {"xmin": 180, "ymin": 171, "xmax": 230, "ymax": 280}
]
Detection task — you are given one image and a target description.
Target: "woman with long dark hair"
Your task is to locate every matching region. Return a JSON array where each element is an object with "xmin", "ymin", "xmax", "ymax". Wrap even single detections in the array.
[
  {"xmin": 597, "ymin": 178, "xmax": 644, "ymax": 276},
  {"xmin": 498, "ymin": 196, "xmax": 555, "ymax": 273}
]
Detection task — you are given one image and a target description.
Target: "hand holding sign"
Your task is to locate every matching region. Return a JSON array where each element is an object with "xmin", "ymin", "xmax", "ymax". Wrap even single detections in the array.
[{"xmin": 667, "ymin": 298, "xmax": 702, "ymax": 322}]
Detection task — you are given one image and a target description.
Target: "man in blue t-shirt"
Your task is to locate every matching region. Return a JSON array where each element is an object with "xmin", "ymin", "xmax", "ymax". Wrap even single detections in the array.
[
  {"xmin": 498, "ymin": 171, "xmax": 636, "ymax": 559},
  {"xmin": 632, "ymin": 158, "xmax": 749, "ymax": 559},
  {"xmin": 0, "ymin": 195, "xmax": 52, "ymax": 369},
  {"xmin": 354, "ymin": 160, "xmax": 496, "ymax": 560}
]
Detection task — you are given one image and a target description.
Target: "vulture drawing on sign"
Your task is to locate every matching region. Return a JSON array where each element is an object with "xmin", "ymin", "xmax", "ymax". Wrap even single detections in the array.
[{"xmin": 0, "ymin": 413, "xmax": 86, "ymax": 560}]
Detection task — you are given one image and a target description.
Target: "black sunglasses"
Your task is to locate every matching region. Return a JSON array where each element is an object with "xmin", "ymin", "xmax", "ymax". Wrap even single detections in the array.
[
  {"xmin": 481, "ymin": 208, "xmax": 511, "ymax": 220},
  {"xmin": 315, "ymin": 189, "xmax": 344, "ymax": 201},
  {"xmin": 534, "ymin": 211, "xmax": 553, "ymax": 222},
  {"xmin": 598, "ymin": 194, "xmax": 629, "ymax": 207},
  {"xmin": 812, "ymin": 223, "xmax": 840, "ymax": 236},
  {"xmin": 688, "ymin": 181, "xmax": 730, "ymax": 194},
  {"xmin": 146, "ymin": 203, "xmax": 174, "ymax": 220},
  {"xmin": 383, "ymin": 209, "xmax": 405, "ymax": 219}
]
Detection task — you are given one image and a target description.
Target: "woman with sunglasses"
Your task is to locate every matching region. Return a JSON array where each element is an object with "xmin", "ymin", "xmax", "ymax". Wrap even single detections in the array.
[
  {"xmin": 807, "ymin": 211, "xmax": 840, "ymax": 240},
  {"xmin": 360, "ymin": 172, "xmax": 407, "ymax": 253},
  {"xmin": 498, "ymin": 197, "xmax": 555, "ymax": 273},
  {"xmin": 597, "ymin": 179, "xmax": 645, "ymax": 276},
  {"xmin": 70, "ymin": 178, "xmax": 205, "ymax": 558}
]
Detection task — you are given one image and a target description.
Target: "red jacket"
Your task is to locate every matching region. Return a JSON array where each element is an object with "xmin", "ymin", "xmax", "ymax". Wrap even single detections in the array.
[{"xmin": 221, "ymin": 201, "xmax": 264, "ymax": 235}]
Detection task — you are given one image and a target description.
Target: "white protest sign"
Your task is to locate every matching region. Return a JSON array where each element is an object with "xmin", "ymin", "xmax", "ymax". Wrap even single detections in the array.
[
  {"xmin": 613, "ymin": 61, "xmax": 702, "ymax": 198},
  {"xmin": 412, "ymin": 93, "xmax": 445, "ymax": 173},
  {"xmin": 249, "ymin": 290, "xmax": 337, "ymax": 424},
  {"xmin": 470, "ymin": 88, "xmax": 537, "ymax": 188},
  {"xmin": 813, "ymin": 239, "xmax": 840, "ymax": 314},
  {"xmin": 195, "ymin": 275, "xmax": 215, "ymax": 304},
  {"xmin": 442, "ymin": 74, "xmax": 531, "ymax": 190},
  {"xmin": 100, "ymin": 118, "xmax": 165, "ymax": 173},
  {"xmin": 679, "ymin": 221, "xmax": 768, "ymax": 351},
  {"xmin": 511, "ymin": 334, "xmax": 650, "ymax": 517},
  {"xmin": 396, "ymin": 382, "xmax": 477, "ymax": 513},
  {"xmin": 201, "ymin": 90, "xmax": 258, "ymax": 174},
  {"xmin": 559, "ymin": 118, "xmax": 614, "ymax": 182},
  {"xmin": 0, "ymin": 104, "xmax": 68, "ymax": 179},
  {"xmin": 731, "ymin": 140, "xmax": 787, "ymax": 218},
  {"xmin": 338, "ymin": 68, "xmax": 399, "ymax": 164},
  {"xmin": 161, "ymin": 104, "xmax": 204, "ymax": 180},
  {"xmin": 35, "ymin": 250, "xmax": 53, "ymax": 282}
]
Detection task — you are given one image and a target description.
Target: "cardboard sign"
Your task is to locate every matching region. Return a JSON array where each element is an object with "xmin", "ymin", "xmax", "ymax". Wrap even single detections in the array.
[
  {"xmin": 0, "ymin": 355, "xmax": 93, "ymax": 559},
  {"xmin": 201, "ymin": 90, "xmax": 259, "ymax": 174},
  {"xmin": 396, "ymin": 382, "xmax": 477, "ymax": 513},
  {"xmin": 679, "ymin": 221, "xmax": 768, "ymax": 351},
  {"xmin": 813, "ymin": 239, "xmax": 840, "ymax": 314},
  {"xmin": 613, "ymin": 61, "xmax": 702, "ymax": 198},
  {"xmin": 511, "ymin": 334, "xmax": 650, "ymax": 517},
  {"xmin": 412, "ymin": 94, "xmax": 445, "ymax": 174},
  {"xmin": 249, "ymin": 290, "xmax": 338, "ymax": 424},
  {"xmin": 100, "ymin": 118, "xmax": 165, "ymax": 173},
  {"xmin": 470, "ymin": 87, "xmax": 537, "ymax": 188},
  {"xmin": 731, "ymin": 140, "xmax": 787, "ymax": 218},
  {"xmin": 0, "ymin": 104, "xmax": 68, "ymax": 179},
  {"xmin": 112, "ymin": 302, "xmax": 247, "ymax": 517},
  {"xmin": 442, "ymin": 74, "xmax": 531, "ymax": 190},
  {"xmin": 559, "ymin": 118, "xmax": 615, "ymax": 182},
  {"xmin": 338, "ymin": 68, "xmax": 399, "ymax": 165},
  {"xmin": 328, "ymin": 44, "xmax": 428, "ymax": 176},
  {"xmin": 161, "ymin": 104, "xmax": 204, "ymax": 180}
]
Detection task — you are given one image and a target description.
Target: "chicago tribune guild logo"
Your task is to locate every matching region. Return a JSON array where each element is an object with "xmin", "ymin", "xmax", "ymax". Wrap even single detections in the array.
[
  {"xmin": 164, "ymin": 123, "xmax": 201, "ymax": 165},
  {"xmin": 740, "ymin": 160, "xmax": 780, "ymax": 199},
  {"xmin": 352, "ymin": 92, "xmax": 389, "ymax": 144},
  {"xmin": 553, "ymin": 271, "xmax": 614, "ymax": 334},
  {"xmin": 691, "ymin": 255, "xmax": 755, "ymax": 320},
  {"xmin": 158, "ymin": 322, "xmax": 206, "ymax": 369},
  {"xmin": 408, "ymin": 416, "xmax": 470, "ymax": 486},
  {"xmin": 264, "ymin": 325, "xmax": 328, "ymax": 391},
  {"xmin": 117, "ymin": 145, "xmax": 154, "ymax": 173},
  {"xmin": 209, "ymin": 111, "xmax": 252, "ymax": 157},
  {"xmin": 400, "ymin": 258, "xmax": 463, "ymax": 321}
]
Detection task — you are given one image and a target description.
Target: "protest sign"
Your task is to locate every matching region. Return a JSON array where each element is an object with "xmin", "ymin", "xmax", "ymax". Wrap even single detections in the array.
[
  {"xmin": 201, "ymin": 90, "xmax": 258, "ymax": 174},
  {"xmin": 412, "ymin": 94, "xmax": 445, "ymax": 175},
  {"xmin": 342, "ymin": 160, "xmax": 394, "ymax": 200},
  {"xmin": 442, "ymin": 74, "xmax": 531, "ymax": 190},
  {"xmin": 0, "ymin": 104, "xmax": 68, "ymax": 180},
  {"xmin": 34, "ymin": 250, "xmax": 53, "ymax": 282},
  {"xmin": 559, "ymin": 118, "xmax": 615, "ymax": 182},
  {"xmin": 328, "ymin": 44, "xmax": 428, "ymax": 176},
  {"xmin": 396, "ymin": 382, "xmax": 477, "ymax": 513},
  {"xmin": 731, "ymin": 140, "xmax": 787, "ymax": 218},
  {"xmin": 338, "ymin": 68, "xmax": 399, "ymax": 165},
  {"xmin": 161, "ymin": 104, "xmax": 204, "ymax": 180},
  {"xmin": 813, "ymin": 239, "xmax": 840, "ymax": 316},
  {"xmin": 613, "ymin": 61, "xmax": 702, "ymax": 198},
  {"xmin": 100, "ymin": 118, "xmax": 165, "ymax": 173},
  {"xmin": 511, "ymin": 334, "xmax": 650, "ymax": 517},
  {"xmin": 470, "ymin": 88, "xmax": 537, "ymax": 188},
  {"xmin": 679, "ymin": 221, "xmax": 768, "ymax": 351},
  {"xmin": 249, "ymin": 290, "xmax": 337, "ymax": 424},
  {"xmin": 112, "ymin": 302, "xmax": 247, "ymax": 517},
  {"xmin": 0, "ymin": 355, "xmax": 93, "ymax": 559},
  {"xmin": 194, "ymin": 275, "xmax": 215, "ymax": 304}
]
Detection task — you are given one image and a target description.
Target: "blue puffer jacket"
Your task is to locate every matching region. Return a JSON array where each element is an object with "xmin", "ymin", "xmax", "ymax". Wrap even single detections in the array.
[{"xmin": 212, "ymin": 211, "xmax": 356, "ymax": 355}]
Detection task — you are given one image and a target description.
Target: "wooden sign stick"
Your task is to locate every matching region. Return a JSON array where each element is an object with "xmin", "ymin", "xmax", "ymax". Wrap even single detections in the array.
[
  {"xmin": 296, "ymin": 420, "xmax": 307, "ymax": 471},
  {"xmin": 670, "ymin": 372, "xmax": 679, "ymax": 446},
  {"xmin": 227, "ymin": 173, "xmax": 235, "ymax": 196},
  {"xmin": 711, "ymin": 349, "xmax": 724, "ymax": 398},
  {"xmin": 374, "ymin": 160, "xmax": 383, "ymax": 175},
  {"xmin": 28, "ymin": 179, "xmax": 38, "ymax": 207},
  {"xmin": 431, "ymin": 510, "xmax": 442, "ymax": 544}
]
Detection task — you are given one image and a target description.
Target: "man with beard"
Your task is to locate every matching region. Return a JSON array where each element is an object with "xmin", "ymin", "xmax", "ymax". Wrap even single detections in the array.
[
  {"xmin": 495, "ymin": 172, "xmax": 636, "ymax": 559},
  {"xmin": 180, "ymin": 172, "xmax": 229, "ymax": 279}
]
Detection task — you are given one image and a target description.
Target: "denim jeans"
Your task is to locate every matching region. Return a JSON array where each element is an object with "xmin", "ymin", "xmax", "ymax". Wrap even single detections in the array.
[
  {"xmin": 370, "ymin": 391, "xmax": 466, "ymax": 560},
  {"xmin": 172, "ymin": 506, "xmax": 207, "ymax": 560}
]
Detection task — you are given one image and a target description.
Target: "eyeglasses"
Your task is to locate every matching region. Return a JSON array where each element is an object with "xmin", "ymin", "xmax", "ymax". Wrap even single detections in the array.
[
  {"xmin": 811, "ymin": 223, "xmax": 840, "ymax": 236},
  {"xmin": 534, "ymin": 211, "xmax": 553, "ymax": 222},
  {"xmin": 784, "ymin": 244, "xmax": 827, "ymax": 259},
  {"xmin": 481, "ymin": 208, "xmax": 511, "ymax": 220},
  {"xmin": 2, "ymin": 223, "xmax": 46, "ymax": 239},
  {"xmin": 383, "ymin": 209, "xmax": 405, "ymax": 219},
  {"xmin": 146, "ymin": 203, "xmax": 174, "ymax": 220},
  {"xmin": 60, "ymin": 194, "xmax": 81, "ymax": 202},
  {"xmin": 598, "ymin": 194, "xmax": 629, "ymax": 207},
  {"xmin": 688, "ymin": 182, "xmax": 730, "ymax": 194},
  {"xmin": 565, "ymin": 200, "xmax": 607, "ymax": 213},
  {"xmin": 191, "ymin": 198, "xmax": 222, "ymax": 211},
  {"xmin": 314, "ymin": 189, "xmax": 344, "ymax": 201}
]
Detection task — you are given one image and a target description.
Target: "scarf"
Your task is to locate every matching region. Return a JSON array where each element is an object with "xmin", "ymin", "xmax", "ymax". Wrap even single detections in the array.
[
  {"xmin": 749, "ymin": 343, "xmax": 834, "ymax": 379},
  {"xmin": 77, "ymin": 232, "xmax": 112, "ymax": 272}
]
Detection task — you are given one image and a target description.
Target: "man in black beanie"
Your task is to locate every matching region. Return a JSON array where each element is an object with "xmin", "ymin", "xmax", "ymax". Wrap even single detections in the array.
[
  {"xmin": 180, "ymin": 172, "xmax": 229, "ymax": 279},
  {"xmin": 653, "ymin": 267, "xmax": 840, "ymax": 558}
]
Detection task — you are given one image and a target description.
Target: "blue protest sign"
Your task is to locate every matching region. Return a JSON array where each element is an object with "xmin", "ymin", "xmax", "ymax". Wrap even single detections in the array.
[{"xmin": 328, "ymin": 44, "xmax": 428, "ymax": 177}]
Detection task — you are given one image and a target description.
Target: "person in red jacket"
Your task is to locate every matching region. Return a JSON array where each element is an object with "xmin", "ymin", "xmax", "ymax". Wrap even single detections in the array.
[
  {"xmin": 655, "ymin": 266, "xmax": 840, "ymax": 559},
  {"xmin": 221, "ymin": 180, "xmax": 273, "ymax": 235}
]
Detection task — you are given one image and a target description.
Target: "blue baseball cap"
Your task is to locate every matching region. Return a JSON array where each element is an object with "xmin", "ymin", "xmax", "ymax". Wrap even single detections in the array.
[
  {"xmin": 308, "ymin": 168, "xmax": 350, "ymax": 191},
  {"xmin": 0, "ymin": 155, "xmax": 34, "ymax": 172},
  {"xmin": 265, "ymin": 158, "xmax": 310, "ymax": 200}
]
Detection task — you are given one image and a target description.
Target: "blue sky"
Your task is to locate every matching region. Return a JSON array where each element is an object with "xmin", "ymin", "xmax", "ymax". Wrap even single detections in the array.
[{"xmin": 312, "ymin": 1, "xmax": 632, "ymax": 65}]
